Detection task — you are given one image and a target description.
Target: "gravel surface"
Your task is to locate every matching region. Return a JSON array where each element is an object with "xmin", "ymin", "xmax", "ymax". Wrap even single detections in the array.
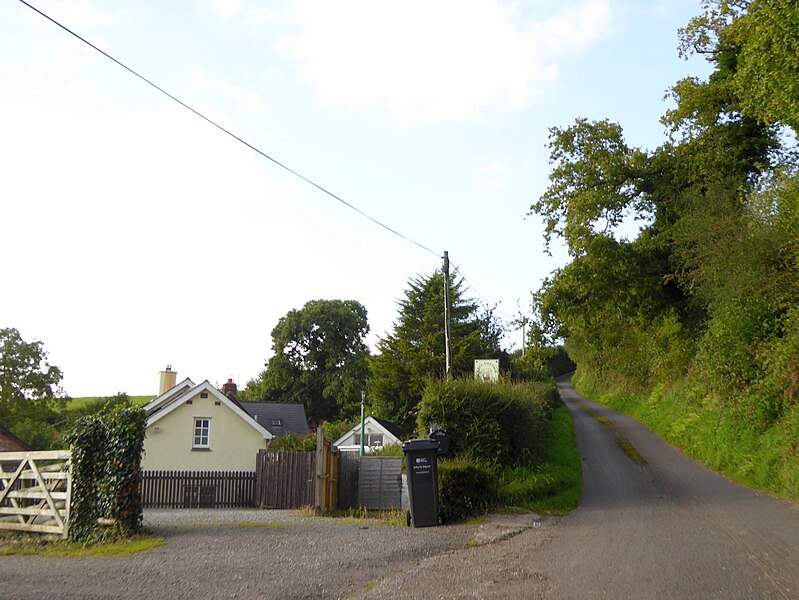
[{"xmin": 2, "ymin": 508, "xmax": 537, "ymax": 599}]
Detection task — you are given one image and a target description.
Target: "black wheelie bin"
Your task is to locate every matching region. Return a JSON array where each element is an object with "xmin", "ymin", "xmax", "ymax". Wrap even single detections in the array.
[{"xmin": 402, "ymin": 438, "xmax": 440, "ymax": 527}]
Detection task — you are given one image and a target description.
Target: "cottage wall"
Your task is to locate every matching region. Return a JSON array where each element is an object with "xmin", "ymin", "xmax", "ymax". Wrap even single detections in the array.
[{"xmin": 142, "ymin": 391, "xmax": 267, "ymax": 471}]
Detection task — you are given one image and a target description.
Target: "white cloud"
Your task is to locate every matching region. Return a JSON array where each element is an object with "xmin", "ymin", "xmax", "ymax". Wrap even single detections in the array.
[
  {"xmin": 189, "ymin": 67, "xmax": 266, "ymax": 113},
  {"xmin": 206, "ymin": 0, "xmax": 279, "ymax": 25},
  {"xmin": 476, "ymin": 164, "xmax": 509, "ymax": 190},
  {"xmin": 277, "ymin": 0, "xmax": 613, "ymax": 125},
  {"xmin": 209, "ymin": 0, "xmax": 245, "ymax": 19},
  {"xmin": 26, "ymin": 0, "xmax": 114, "ymax": 30},
  {"xmin": 535, "ymin": 0, "xmax": 615, "ymax": 55}
]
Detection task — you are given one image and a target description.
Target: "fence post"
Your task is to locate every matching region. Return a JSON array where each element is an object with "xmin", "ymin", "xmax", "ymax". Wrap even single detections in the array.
[{"xmin": 315, "ymin": 427, "xmax": 324, "ymax": 512}]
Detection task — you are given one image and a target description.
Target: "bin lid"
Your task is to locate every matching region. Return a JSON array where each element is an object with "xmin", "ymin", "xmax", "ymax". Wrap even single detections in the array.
[{"xmin": 402, "ymin": 438, "xmax": 440, "ymax": 453}]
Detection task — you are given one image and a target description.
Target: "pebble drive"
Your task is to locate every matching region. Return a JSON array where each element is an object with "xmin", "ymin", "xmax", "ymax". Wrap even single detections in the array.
[{"xmin": 1, "ymin": 508, "xmax": 541, "ymax": 599}]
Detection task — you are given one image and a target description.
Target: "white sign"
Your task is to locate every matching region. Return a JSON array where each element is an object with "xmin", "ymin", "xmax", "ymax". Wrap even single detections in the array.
[{"xmin": 474, "ymin": 359, "xmax": 500, "ymax": 383}]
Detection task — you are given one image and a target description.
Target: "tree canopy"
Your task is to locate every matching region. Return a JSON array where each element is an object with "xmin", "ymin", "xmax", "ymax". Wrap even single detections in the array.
[
  {"xmin": 369, "ymin": 269, "xmax": 506, "ymax": 430},
  {"xmin": 530, "ymin": 0, "xmax": 799, "ymax": 428},
  {"xmin": 241, "ymin": 299, "xmax": 370, "ymax": 425},
  {"xmin": 0, "ymin": 327, "xmax": 64, "ymax": 447}
]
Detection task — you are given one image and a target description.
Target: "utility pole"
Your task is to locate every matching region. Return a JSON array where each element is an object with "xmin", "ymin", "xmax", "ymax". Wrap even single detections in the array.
[
  {"xmin": 359, "ymin": 390, "xmax": 366, "ymax": 457},
  {"xmin": 522, "ymin": 316, "xmax": 527, "ymax": 357},
  {"xmin": 443, "ymin": 250, "xmax": 452, "ymax": 379}
]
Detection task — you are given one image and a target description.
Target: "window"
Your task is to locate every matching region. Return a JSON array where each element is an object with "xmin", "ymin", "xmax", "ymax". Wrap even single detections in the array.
[
  {"xmin": 354, "ymin": 433, "xmax": 384, "ymax": 447},
  {"xmin": 271, "ymin": 418, "xmax": 283, "ymax": 427},
  {"xmin": 193, "ymin": 417, "xmax": 210, "ymax": 449}
]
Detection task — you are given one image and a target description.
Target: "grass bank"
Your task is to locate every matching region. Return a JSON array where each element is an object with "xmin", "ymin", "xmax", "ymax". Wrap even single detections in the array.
[
  {"xmin": 574, "ymin": 372, "xmax": 799, "ymax": 502},
  {"xmin": 497, "ymin": 402, "xmax": 582, "ymax": 514}
]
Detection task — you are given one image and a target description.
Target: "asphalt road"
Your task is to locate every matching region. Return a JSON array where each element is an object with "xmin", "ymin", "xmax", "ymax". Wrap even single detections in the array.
[
  {"xmin": 537, "ymin": 377, "xmax": 799, "ymax": 598},
  {"xmin": 359, "ymin": 377, "xmax": 799, "ymax": 599}
]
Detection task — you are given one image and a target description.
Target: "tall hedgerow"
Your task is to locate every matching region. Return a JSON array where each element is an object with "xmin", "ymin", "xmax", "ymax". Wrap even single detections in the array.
[{"xmin": 417, "ymin": 378, "xmax": 559, "ymax": 466}]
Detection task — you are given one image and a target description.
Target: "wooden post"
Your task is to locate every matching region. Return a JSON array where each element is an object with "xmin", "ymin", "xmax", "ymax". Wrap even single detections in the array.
[{"xmin": 315, "ymin": 427, "xmax": 324, "ymax": 513}]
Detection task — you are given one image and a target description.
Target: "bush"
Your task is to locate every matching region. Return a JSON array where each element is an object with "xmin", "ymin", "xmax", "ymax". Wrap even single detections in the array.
[
  {"xmin": 437, "ymin": 455, "xmax": 498, "ymax": 523},
  {"xmin": 268, "ymin": 431, "xmax": 317, "ymax": 452},
  {"xmin": 417, "ymin": 379, "xmax": 559, "ymax": 465},
  {"xmin": 63, "ymin": 406, "xmax": 146, "ymax": 543}
]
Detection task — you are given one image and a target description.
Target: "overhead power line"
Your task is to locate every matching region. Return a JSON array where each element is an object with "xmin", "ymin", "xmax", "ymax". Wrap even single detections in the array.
[
  {"xmin": 19, "ymin": 0, "xmax": 439, "ymax": 258},
  {"xmin": 451, "ymin": 264, "xmax": 515, "ymax": 321}
]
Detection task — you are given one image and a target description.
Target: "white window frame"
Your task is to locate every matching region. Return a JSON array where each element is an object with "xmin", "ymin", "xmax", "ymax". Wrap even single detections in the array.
[
  {"xmin": 354, "ymin": 432, "xmax": 384, "ymax": 448},
  {"xmin": 193, "ymin": 417, "xmax": 211, "ymax": 449}
]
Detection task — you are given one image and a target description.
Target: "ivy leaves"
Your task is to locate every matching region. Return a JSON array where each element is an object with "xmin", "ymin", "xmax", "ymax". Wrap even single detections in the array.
[{"xmin": 64, "ymin": 406, "xmax": 146, "ymax": 543}]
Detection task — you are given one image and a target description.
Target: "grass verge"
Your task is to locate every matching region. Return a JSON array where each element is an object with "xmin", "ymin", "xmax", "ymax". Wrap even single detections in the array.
[
  {"xmin": 497, "ymin": 402, "xmax": 582, "ymax": 515},
  {"xmin": 298, "ymin": 506, "xmax": 407, "ymax": 526},
  {"xmin": 0, "ymin": 532, "xmax": 164, "ymax": 557}
]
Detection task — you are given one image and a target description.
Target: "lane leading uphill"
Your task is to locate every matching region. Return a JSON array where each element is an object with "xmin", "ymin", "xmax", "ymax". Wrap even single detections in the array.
[{"xmin": 360, "ymin": 376, "xmax": 799, "ymax": 599}]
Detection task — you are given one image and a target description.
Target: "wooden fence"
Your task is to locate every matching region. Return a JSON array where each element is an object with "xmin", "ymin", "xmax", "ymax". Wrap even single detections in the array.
[
  {"xmin": 255, "ymin": 450, "xmax": 315, "ymax": 509},
  {"xmin": 140, "ymin": 470, "xmax": 255, "ymax": 508},
  {"xmin": 0, "ymin": 450, "xmax": 72, "ymax": 538},
  {"xmin": 358, "ymin": 456, "xmax": 402, "ymax": 510}
]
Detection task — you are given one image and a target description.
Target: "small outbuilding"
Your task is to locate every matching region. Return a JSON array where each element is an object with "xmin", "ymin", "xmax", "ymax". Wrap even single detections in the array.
[
  {"xmin": 0, "ymin": 425, "xmax": 30, "ymax": 452},
  {"xmin": 334, "ymin": 416, "xmax": 406, "ymax": 454}
]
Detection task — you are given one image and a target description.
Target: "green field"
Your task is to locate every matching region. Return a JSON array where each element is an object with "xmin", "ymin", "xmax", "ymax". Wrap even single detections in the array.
[{"xmin": 67, "ymin": 395, "xmax": 155, "ymax": 411}]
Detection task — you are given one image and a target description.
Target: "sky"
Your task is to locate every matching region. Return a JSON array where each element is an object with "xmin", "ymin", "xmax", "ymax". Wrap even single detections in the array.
[{"xmin": 1, "ymin": 0, "xmax": 712, "ymax": 397}]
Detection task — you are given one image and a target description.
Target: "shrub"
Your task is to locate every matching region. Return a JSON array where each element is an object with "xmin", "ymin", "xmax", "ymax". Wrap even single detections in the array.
[
  {"xmin": 268, "ymin": 431, "xmax": 317, "ymax": 452},
  {"xmin": 417, "ymin": 379, "xmax": 559, "ymax": 465},
  {"xmin": 437, "ymin": 455, "xmax": 498, "ymax": 523},
  {"xmin": 64, "ymin": 406, "xmax": 146, "ymax": 543}
]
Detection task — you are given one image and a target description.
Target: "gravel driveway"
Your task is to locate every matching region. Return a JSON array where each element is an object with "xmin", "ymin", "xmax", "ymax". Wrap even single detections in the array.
[{"xmin": 1, "ymin": 508, "xmax": 540, "ymax": 599}]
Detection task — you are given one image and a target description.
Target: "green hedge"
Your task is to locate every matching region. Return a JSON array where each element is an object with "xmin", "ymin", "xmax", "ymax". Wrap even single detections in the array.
[
  {"xmin": 417, "ymin": 379, "xmax": 559, "ymax": 465},
  {"xmin": 64, "ymin": 406, "xmax": 146, "ymax": 543},
  {"xmin": 438, "ymin": 455, "xmax": 498, "ymax": 523}
]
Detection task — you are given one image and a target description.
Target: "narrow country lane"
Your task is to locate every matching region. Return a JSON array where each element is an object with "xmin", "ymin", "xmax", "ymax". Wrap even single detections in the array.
[
  {"xmin": 538, "ymin": 377, "xmax": 799, "ymax": 598},
  {"xmin": 361, "ymin": 377, "xmax": 799, "ymax": 599}
]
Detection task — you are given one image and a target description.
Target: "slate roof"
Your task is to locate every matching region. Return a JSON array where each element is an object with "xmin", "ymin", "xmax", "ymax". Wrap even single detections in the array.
[
  {"xmin": 371, "ymin": 417, "xmax": 406, "ymax": 441},
  {"xmin": 240, "ymin": 402, "xmax": 309, "ymax": 437},
  {"xmin": 0, "ymin": 425, "xmax": 30, "ymax": 452}
]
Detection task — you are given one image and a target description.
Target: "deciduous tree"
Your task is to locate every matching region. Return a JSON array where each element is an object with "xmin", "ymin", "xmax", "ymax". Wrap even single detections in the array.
[
  {"xmin": 0, "ymin": 328, "xmax": 64, "ymax": 440},
  {"xmin": 241, "ymin": 300, "xmax": 370, "ymax": 425}
]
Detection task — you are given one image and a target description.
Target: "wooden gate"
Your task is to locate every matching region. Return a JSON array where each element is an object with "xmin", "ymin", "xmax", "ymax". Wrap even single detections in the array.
[
  {"xmin": 358, "ymin": 456, "xmax": 402, "ymax": 510},
  {"xmin": 0, "ymin": 450, "xmax": 72, "ymax": 538},
  {"xmin": 254, "ymin": 427, "xmax": 340, "ymax": 511},
  {"xmin": 315, "ymin": 427, "xmax": 338, "ymax": 513},
  {"xmin": 255, "ymin": 450, "xmax": 315, "ymax": 509}
]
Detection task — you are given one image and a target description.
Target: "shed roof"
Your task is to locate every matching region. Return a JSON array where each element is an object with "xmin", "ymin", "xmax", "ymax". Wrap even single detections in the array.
[
  {"xmin": 240, "ymin": 402, "xmax": 309, "ymax": 437},
  {"xmin": 371, "ymin": 417, "xmax": 406, "ymax": 441},
  {"xmin": 0, "ymin": 425, "xmax": 30, "ymax": 452}
]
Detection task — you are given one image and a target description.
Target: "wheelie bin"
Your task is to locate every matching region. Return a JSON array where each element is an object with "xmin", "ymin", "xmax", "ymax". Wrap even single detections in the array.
[{"xmin": 402, "ymin": 438, "xmax": 440, "ymax": 527}]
